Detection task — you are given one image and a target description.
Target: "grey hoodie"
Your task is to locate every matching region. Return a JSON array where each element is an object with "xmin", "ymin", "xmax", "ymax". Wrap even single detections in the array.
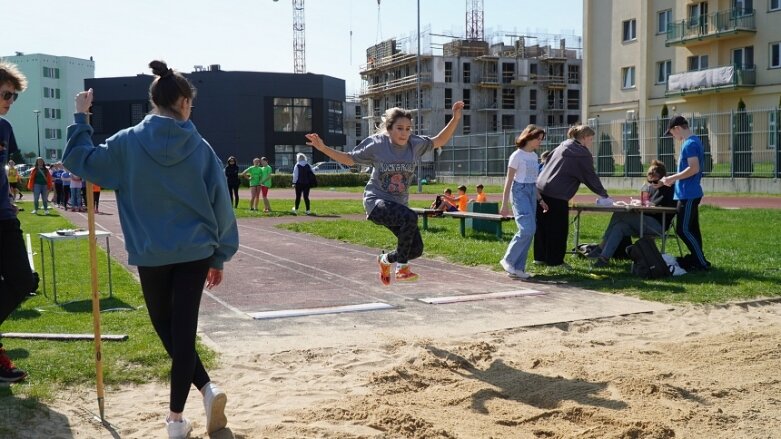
[{"xmin": 536, "ymin": 138, "xmax": 608, "ymax": 201}]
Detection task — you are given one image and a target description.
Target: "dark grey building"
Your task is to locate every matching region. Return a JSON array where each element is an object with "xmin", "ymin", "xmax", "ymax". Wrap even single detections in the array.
[{"xmin": 85, "ymin": 68, "xmax": 346, "ymax": 171}]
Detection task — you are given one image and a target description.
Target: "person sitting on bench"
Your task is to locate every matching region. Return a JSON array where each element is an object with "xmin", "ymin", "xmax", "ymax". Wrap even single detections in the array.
[
  {"xmin": 589, "ymin": 160, "xmax": 676, "ymax": 267},
  {"xmin": 431, "ymin": 188, "xmax": 459, "ymax": 212}
]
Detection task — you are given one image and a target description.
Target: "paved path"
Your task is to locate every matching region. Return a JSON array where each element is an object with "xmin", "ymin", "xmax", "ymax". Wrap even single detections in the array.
[{"xmin": 52, "ymin": 192, "xmax": 676, "ymax": 354}]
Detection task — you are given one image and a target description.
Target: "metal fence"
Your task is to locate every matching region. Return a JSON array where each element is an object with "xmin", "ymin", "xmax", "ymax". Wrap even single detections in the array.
[{"xmin": 437, "ymin": 108, "xmax": 781, "ymax": 178}]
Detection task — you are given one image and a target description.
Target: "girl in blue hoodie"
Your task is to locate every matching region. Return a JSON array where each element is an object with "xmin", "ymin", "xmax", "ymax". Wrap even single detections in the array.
[{"xmin": 64, "ymin": 60, "xmax": 238, "ymax": 438}]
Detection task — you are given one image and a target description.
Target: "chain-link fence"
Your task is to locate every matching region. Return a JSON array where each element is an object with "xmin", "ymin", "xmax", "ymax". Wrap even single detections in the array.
[{"xmin": 437, "ymin": 108, "xmax": 781, "ymax": 178}]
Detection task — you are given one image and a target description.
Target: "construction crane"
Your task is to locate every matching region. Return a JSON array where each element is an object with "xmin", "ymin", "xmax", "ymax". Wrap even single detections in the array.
[{"xmin": 274, "ymin": 0, "xmax": 306, "ymax": 74}]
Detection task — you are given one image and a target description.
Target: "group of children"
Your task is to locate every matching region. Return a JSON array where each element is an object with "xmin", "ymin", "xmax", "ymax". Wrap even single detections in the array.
[
  {"xmin": 430, "ymin": 184, "xmax": 487, "ymax": 213},
  {"xmin": 5, "ymin": 160, "xmax": 102, "ymax": 214}
]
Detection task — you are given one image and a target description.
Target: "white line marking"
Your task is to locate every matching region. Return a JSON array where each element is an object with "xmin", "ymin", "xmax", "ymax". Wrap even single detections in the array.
[
  {"xmin": 250, "ymin": 302, "xmax": 394, "ymax": 320},
  {"xmin": 202, "ymin": 289, "xmax": 250, "ymax": 318},
  {"xmin": 419, "ymin": 289, "xmax": 546, "ymax": 305}
]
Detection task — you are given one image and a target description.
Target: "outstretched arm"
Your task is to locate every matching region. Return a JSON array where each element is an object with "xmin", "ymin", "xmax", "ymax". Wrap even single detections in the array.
[
  {"xmin": 431, "ymin": 101, "xmax": 465, "ymax": 148},
  {"xmin": 305, "ymin": 133, "xmax": 355, "ymax": 166}
]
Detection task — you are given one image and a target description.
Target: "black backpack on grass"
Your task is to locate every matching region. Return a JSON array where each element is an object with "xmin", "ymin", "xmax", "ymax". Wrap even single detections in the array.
[{"xmin": 626, "ymin": 238, "xmax": 672, "ymax": 279}]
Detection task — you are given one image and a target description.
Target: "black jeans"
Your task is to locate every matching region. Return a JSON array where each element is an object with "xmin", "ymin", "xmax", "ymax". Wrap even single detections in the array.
[
  {"xmin": 367, "ymin": 199, "xmax": 423, "ymax": 264},
  {"xmin": 533, "ymin": 195, "xmax": 570, "ymax": 266},
  {"xmin": 137, "ymin": 258, "xmax": 211, "ymax": 413},
  {"xmin": 294, "ymin": 184, "xmax": 311, "ymax": 211},
  {"xmin": 227, "ymin": 183, "xmax": 240, "ymax": 208},
  {"xmin": 0, "ymin": 218, "xmax": 38, "ymax": 324}
]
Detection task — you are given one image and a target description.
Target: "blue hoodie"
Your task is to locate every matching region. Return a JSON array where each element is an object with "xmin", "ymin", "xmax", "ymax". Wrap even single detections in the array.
[{"xmin": 64, "ymin": 113, "xmax": 238, "ymax": 269}]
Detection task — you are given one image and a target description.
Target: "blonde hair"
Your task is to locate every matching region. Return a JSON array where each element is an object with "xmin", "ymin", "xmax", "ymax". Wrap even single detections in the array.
[
  {"xmin": 296, "ymin": 153, "xmax": 307, "ymax": 161},
  {"xmin": 567, "ymin": 125, "xmax": 596, "ymax": 141},
  {"xmin": 375, "ymin": 107, "xmax": 413, "ymax": 135},
  {"xmin": 0, "ymin": 61, "xmax": 28, "ymax": 91}
]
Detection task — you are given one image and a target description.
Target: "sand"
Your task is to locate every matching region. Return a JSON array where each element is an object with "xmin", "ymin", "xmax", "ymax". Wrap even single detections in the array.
[{"xmin": 10, "ymin": 300, "xmax": 781, "ymax": 438}]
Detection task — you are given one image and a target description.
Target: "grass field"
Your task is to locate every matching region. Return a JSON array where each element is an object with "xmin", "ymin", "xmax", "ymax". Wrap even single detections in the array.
[{"xmin": 279, "ymin": 203, "xmax": 781, "ymax": 304}]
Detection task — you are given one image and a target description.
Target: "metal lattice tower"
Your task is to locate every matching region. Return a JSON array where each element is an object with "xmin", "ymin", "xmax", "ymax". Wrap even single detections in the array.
[
  {"xmin": 293, "ymin": 0, "xmax": 306, "ymax": 73},
  {"xmin": 465, "ymin": 0, "xmax": 484, "ymax": 41}
]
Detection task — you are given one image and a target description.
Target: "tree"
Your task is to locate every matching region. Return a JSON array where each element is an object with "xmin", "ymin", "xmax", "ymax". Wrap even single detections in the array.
[
  {"xmin": 657, "ymin": 105, "xmax": 676, "ymax": 169},
  {"xmin": 23, "ymin": 151, "xmax": 36, "ymax": 164},
  {"xmin": 622, "ymin": 119, "xmax": 642, "ymax": 176},
  {"xmin": 597, "ymin": 131, "xmax": 615, "ymax": 176},
  {"xmin": 732, "ymin": 98, "xmax": 753, "ymax": 177}
]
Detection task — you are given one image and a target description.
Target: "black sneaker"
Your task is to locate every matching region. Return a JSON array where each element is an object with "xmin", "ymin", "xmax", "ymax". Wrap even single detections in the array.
[{"xmin": 0, "ymin": 346, "xmax": 28, "ymax": 383}]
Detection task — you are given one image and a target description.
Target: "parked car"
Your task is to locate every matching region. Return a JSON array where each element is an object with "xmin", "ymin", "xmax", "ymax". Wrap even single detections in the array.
[{"xmin": 311, "ymin": 161, "xmax": 351, "ymax": 174}]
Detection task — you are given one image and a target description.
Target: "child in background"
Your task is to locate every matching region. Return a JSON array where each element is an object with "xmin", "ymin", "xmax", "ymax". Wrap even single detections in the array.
[
  {"xmin": 241, "ymin": 158, "xmax": 262, "ymax": 212},
  {"xmin": 92, "ymin": 183, "xmax": 102, "ymax": 214},
  {"xmin": 69, "ymin": 173, "xmax": 83, "ymax": 212},
  {"xmin": 60, "ymin": 168, "xmax": 71, "ymax": 209},
  {"xmin": 474, "ymin": 184, "xmax": 487, "ymax": 203},
  {"xmin": 431, "ymin": 188, "xmax": 458, "ymax": 212},
  {"xmin": 446, "ymin": 185, "xmax": 469, "ymax": 212}
]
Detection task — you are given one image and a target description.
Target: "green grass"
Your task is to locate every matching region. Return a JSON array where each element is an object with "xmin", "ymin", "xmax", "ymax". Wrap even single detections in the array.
[
  {"xmin": 1, "ymin": 202, "xmax": 215, "ymax": 433},
  {"xmin": 279, "ymin": 204, "xmax": 781, "ymax": 304}
]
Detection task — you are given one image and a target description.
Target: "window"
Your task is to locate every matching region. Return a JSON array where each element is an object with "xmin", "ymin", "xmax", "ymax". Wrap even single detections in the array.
[
  {"xmin": 354, "ymin": 123, "xmax": 361, "ymax": 137},
  {"xmin": 462, "ymin": 89, "xmax": 470, "ymax": 109},
  {"xmin": 44, "ymin": 128, "xmax": 63, "ymax": 139},
  {"xmin": 547, "ymin": 115, "xmax": 556, "ymax": 126},
  {"xmin": 501, "ymin": 88, "xmax": 515, "ymax": 109},
  {"xmin": 772, "ymin": 0, "xmax": 781, "ymax": 11},
  {"xmin": 656, "ymin": 60, "xmax": 672, "ymax": 83},
  {"xmin": 622, "ymin": 19, "xmax": 637, "ymax": 42},
  {"xmin": 130, "ymin": 103, "xmax": 146, "ymax": 125},
  {"xmin": 622, "ymin": 66, "xmax": 636, "ymax": 89},
  {"xmin": 462, "ymin": 114, "xmax": 471, "ymax": 134},
  {"xmin": 490, "ymin": 114, "xmax": 498, "ymax": 132},
  {"xmin": 274, "ymin": 145, "xmax": 313, "ymax": 171},
  {"xmin": 658, "ymin": 9, "xmax": 672, "ymax": 34},
  {"xmin": 529, "ymin": 89, "xmax": 537, "ymax": 110},
  {"xmin": 733, "ymin": 0, "xmax": 753, "ymax": 15},
  {"xmin": 44, "ymin": 108, "xmax": 61, "ymax": 119},
  {"xmin": 42, "ymin": 67, "xmax": 60, "ymax": 78},
  {"xmin": 502, "ymin": 63, "xmax": 514, "ymax": 84},
  {"xmin": 529, "ymin": 114, "xmax": 537, "ymax": 125},
  {"xmin": 567, "ymin": 89, "xmax": 580, "ymax": 110},
  {"xmin": 445, "ymin": 61, "xmax": 453, "ymax": 82},
  {"xmin": 529, "ymin": 63, "xmax": 538, "ymax": 78},
  {"xmin": 732, "ymin": 46, "xmax": 755, "ymax": 69},
  {"xmin": 688, "ymin": 2, "xmax": 708, "ymax": 29},
  {"xmin": 687, "ymin": 55, "xmax": 709, "ymax": 71},
  {"xmin": 273, "ymin": 98, "xmax": 312, "ymax": 132},
  {"xmin": 771, "ymin": 42, "xmax": 781, "ymax": 68},
  {"xmin": 444, "ymin": 88, "xmax": 452, "ymax": 108},
  {"xmin": 567, "ymin": 65, "xmax": 580, "ymax": 84},
  {"xmin": 328, "ymin": 100, "xmax": 343, "ymax": 134},
  {"xmin": 463, "ymin": 62, "xmax": 471, "ymax": 83},
  {"xmin": 501, "ymin": 114, "xmax": 514, "ymax": 130},
  {"xmin": 354, "ymin": 105, "xmax": 361, "ymax": 117}
]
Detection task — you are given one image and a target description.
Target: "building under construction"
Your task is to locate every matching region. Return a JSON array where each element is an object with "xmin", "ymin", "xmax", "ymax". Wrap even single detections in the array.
[{"xmin": 357, "ymin": 32, "xmax": 583, "ymax": 144}]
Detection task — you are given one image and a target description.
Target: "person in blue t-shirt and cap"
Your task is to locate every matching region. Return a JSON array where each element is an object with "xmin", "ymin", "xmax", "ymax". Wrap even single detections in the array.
[
  {"xmin": 305, "ymin": 101, "xmax": 465, "ymax": 285},
  {"xmin": 660, "ymin": 115, "xmax": 711, "ymax": 271}
]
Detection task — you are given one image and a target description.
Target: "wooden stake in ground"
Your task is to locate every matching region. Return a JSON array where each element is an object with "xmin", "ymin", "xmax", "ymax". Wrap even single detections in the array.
[{"xmin": 85, "ymin": 181, "xmax": 106, "ymax": 421}]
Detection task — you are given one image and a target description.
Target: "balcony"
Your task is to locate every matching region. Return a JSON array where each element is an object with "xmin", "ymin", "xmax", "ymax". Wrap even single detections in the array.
[
  {"xmin": 666, "ymin": 64, "xmax": 755, "ymax": 96},
  {"xmin": 665, "ymin": 9, "xmax": 756, "ymax": 47}
]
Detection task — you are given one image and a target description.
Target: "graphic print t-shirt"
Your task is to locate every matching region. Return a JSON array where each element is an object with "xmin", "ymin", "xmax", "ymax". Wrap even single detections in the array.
[{"xmin": 348, "ymin": 134, "xmax": 433, "ymax": 215}]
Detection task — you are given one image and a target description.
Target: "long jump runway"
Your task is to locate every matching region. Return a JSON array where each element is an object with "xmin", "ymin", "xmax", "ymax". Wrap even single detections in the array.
[{"xmin": 59, "ymin": 197, "xmax": 670, "ymax": 353}]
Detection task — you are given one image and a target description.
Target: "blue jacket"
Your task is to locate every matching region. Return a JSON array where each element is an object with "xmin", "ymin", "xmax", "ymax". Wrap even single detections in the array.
[{"xmin": 64, "ymin": 113, "xmax": 238, "ymax": 269}]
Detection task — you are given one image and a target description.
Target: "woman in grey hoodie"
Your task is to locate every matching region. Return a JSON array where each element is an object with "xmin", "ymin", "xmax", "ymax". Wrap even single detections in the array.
[{"xmin": 534, "ymin": 125, "xmax": 613, "ymax": 267}]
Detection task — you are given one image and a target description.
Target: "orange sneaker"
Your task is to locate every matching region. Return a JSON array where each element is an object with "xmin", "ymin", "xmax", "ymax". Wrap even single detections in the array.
[
  {"xmin": 377, "ymin": 254, "xmax": 392, "ymax": 286},
  {"xmin": 395, "ymin": 264, "xmax": 419, "ymax": 282}
]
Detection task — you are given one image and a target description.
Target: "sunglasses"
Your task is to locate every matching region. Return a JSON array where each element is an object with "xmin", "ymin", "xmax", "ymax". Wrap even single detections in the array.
[
  {"xmin": 1, "ymin": 91, "xmax": 19, "ymax": 102},
  {"xmin": 647, "ymin": 179, "xmax": 659, "ymax": 184}
]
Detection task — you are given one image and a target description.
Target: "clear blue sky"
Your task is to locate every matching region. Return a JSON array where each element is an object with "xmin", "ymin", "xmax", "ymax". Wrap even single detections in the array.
[{"xmin": 4, "ymin": 0, "xmax": 582, "ymax": 95}]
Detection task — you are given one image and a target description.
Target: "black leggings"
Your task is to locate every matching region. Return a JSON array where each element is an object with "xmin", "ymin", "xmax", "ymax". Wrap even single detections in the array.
[
  {"xmin": 676, "ymin": 198, "xmax": 709, "ymax": 268},
  {"xmin": 137, "ymin": 258, "xmax": 211, "ymax": 413},
  {"xmin": 367, "ymin": 199, "xmax": 423, "ymax": 264},
  {"xmin": 227, "ymin": 183, "xmax": 240, "ymax": 208},
  {"xmin": 0, "ymin": 219, "xmax": 38, "ymax": 324},
  {"xmin": 533, "ymin": 195, "xmax": 570, "ymax": 266},
  {"xmin": 294, "ymin": 185, "xmax": 311, "ymax": 211}
]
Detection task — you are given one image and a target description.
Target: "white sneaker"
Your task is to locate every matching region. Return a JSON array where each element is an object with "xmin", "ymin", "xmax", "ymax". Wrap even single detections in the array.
[
  {"xmin": 44, "ymin": 209, "xmax": 50, "ymax": 215},
  {"xmin": 165, "ymin": 417, "xmax": 192, "ymax": 439},
  {"xmin": 305, "ymin": 210, "xmax": 311, "ymax": 215},
  {"xmin": 291, "ymin": 208, "xmax": 297, "ymax": 214},
  {"xmin": 30, "ymin": 210, "xmax": 37, "ymax": 214},
  {"xmin": 500, "ymin": 259, "xmax": 531, "ymax": 279},
  {"xmin": 203, "ymin": 383, "xmax": 227, "ymax": 433}
]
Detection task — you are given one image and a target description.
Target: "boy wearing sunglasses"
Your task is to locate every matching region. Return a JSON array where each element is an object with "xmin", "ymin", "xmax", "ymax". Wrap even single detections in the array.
[{"xmin": 0, "ymin": 61, "xmax": 39, "ymax": 383}]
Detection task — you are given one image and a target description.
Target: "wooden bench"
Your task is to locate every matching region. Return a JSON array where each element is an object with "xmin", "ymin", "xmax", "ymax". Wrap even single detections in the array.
[{"xmin": 410, "ymin": 207, "xmax": 514, "ymax": 240}]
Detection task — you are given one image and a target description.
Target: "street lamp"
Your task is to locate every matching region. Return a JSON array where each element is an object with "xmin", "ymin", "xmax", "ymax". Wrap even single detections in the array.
[{"xmin": 33, "ymin": 109, "xmax": 41, "ymax": 158}]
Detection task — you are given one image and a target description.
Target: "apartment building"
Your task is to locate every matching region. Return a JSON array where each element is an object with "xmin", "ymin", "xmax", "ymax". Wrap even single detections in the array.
[
  {"xmin": 359, "ymin": 35, "xmax": 583, "ymax": 140},
  {"xmin": 1, "ymin": 53, "xmax": 95, "ymax": 162},
  {"xmin": 583, "ymin": 0, "xmax": 781, "ymax": 122}
]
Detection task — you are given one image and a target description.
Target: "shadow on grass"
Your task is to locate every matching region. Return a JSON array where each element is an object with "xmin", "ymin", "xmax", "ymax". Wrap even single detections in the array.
[
  {"xmin": 0, "ymin": 391, "xmax": 74, "ymax": 439},
  {"xmin": 58, "ymin": 297, "xmax": 137, "ymax": 314},
  {"xmin": 425, "ymin": 345, "xmax": 628, "ymax": 412},
  {"xmin": 9, "ymin": 309, "xmax": 42, "ymax": 320}
]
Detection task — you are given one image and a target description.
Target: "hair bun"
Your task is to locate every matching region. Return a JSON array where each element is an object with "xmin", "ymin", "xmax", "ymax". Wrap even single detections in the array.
[{"xmin": 148, "ymin": 60, "xmax": 170, "ymax": 77}]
